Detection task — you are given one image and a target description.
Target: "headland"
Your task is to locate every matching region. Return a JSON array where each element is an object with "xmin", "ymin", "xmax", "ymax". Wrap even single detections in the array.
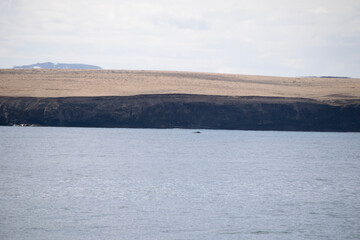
[{"xmin": 1, "ymin": 69, "xmax": 359, "ymax": 131}]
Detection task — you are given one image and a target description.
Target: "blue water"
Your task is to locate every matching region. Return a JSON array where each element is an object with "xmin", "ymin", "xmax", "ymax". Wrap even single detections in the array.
[{"xmin": 0, "ymin": 126, "xmax": 359, "ymax": 240}]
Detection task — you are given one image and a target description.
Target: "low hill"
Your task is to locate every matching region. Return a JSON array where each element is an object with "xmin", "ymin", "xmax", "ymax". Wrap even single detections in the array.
[{"xmin": 0, "ymin": 69, "xmax": 359, "ymax": 102}]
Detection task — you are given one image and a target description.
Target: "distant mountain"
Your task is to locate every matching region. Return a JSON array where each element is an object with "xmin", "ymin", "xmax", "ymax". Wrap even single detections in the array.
[
  {"xmin": 302, "ymin": 76, "xmax": 350, "ymax": 79},
  {"xmin": 13, "ymin": 62, "xmax": 102, "ymax": 70}
]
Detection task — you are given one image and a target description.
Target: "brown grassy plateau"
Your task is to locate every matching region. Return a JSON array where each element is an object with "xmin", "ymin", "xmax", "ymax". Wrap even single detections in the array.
[{"xmin": 1, "ymin": 69, "xmax": 359, "ymax": 104}]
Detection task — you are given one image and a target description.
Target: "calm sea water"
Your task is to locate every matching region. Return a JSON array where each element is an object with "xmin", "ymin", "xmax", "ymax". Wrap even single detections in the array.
[{"xmin": 0, "ymin": 126, "xmax": 359, "ymax": 240}]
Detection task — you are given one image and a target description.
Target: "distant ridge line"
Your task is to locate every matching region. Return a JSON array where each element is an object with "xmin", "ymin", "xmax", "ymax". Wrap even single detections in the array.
[
  {"xmin": 301, "ymin": 76, "xmax": 351, "ymax": 79},
  {"xmin": 13, "ymin": 62, "xmax": 102, "ymax": 70}
]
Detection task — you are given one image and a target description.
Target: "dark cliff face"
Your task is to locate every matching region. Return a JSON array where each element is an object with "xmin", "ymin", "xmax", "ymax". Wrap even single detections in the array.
[{"xmin": 1, "ymin": 94, "xmax": 360, "ymax": 131}]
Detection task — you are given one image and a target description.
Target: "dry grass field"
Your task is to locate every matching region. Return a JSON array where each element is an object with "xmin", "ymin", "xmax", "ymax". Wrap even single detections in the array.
[{"xmin": 1, "ymin": 69, "xmax": 359, "ymax": 103}]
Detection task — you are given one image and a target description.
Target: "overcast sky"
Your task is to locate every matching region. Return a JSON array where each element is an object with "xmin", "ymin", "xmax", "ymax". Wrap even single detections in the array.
[{"xmin": 0, "ymin": 0, "xmax": 359, "ymax": 77}]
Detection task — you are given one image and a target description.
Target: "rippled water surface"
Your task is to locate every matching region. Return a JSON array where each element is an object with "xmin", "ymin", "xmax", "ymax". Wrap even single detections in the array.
[{"xmin": 1, "ymin": 127, "xmax": 360, "ymax": 240}]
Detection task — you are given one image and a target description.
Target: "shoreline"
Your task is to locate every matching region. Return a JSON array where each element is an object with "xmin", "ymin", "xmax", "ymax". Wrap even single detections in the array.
[
  {"xmin": 1, "ymin": 94, "xmax": 359, "ymax": 132},
  {"xmin": 1, "ymin": 69, "xmax": 359, "ymax": 132}
]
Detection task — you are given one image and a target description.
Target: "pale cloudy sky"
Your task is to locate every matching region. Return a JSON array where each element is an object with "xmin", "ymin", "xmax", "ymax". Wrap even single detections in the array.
[{"xmin": 0, "ymin": 0, "xmax": 359, "ymax": 77}]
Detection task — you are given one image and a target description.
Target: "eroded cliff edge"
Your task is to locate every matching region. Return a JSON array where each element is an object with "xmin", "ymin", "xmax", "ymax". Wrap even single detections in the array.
[{"xmin": 1, "ymin": 94, "xmax": 359, "ymax": 131}]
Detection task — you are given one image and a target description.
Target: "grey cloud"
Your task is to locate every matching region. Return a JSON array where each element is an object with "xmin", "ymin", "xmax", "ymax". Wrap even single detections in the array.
[{"xmin": 164, "ymin": 16, "xmax": 209, "ymax": 30}]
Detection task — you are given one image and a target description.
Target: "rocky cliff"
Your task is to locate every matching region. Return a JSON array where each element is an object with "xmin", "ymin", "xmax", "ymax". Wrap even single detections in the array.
[{"xmin": 1, "ymin": 94, "xmax": 359, "ymax": 131}]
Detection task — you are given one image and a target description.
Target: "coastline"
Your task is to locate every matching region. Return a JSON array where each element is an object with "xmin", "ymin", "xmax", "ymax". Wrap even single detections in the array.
[
  {"xmin": 1, "ymin": 69, "xmax": 359, "ymax": 132},
  {"xmin": 1, "ymin": 94, "xmax": 359, "ymax": 132}
]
